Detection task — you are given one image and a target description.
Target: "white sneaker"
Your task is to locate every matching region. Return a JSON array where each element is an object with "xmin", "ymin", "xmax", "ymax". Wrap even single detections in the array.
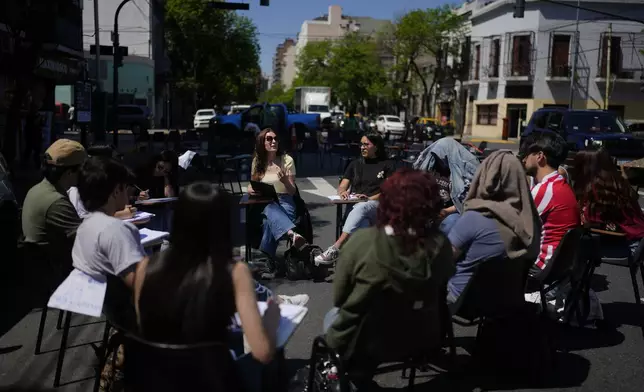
[
  {"xmin": 278, "ymin": 294, "xmax": 310, "ymax": 307},
  {"xmin": 314, "ymin": 246, "xmax": 339, "ymax": 266}
]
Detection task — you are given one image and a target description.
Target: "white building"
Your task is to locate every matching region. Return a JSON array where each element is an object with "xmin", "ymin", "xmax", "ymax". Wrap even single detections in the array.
[{"xmin": 455, "ymin": 0, "xmax": 644, "ymax": 139}]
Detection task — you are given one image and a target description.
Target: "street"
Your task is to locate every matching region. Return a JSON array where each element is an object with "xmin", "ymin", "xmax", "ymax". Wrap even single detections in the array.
[{"xmin": 1, "ymin": 146, "xmax": 644, "ymax": 391}]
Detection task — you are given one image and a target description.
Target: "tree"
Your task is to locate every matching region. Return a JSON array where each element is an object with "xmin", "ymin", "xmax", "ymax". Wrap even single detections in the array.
[
  {"xmin": 259, "ymin": 83, "xmax": 295, "ymax": 108},
  {"xmin": 165, "ymin": 0, "xmax": 261, "ymax": 112},
  {"xmin": 295, "ymin": 33, "xmax": 387, "ymax": 111},
  {"xmin": 380, "ymin": 6, "xmax": 465, "ymax": 116}
]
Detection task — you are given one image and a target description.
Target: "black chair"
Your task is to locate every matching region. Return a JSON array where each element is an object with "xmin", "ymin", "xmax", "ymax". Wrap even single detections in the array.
[
  {"xmin": 109, "ymin": 332, "xmax": 245, "ymax": 392},
  {"xmin": 307, "ymin": 285, "xmax": 448, "ymax": 392},
  {"xmin": 167, "ymin": 130, "xmax": 182, "ymax": 151},
  {"xmin": 592, "ymin": 234, "xmax": 644, "ymax": 305},
  {"xmin": 151, "ymin": 131, "xmax": 167, "ymax": 152},
  {"xmin": 527, "ymin": 228, "xmax": 586, "ymax": 323}
]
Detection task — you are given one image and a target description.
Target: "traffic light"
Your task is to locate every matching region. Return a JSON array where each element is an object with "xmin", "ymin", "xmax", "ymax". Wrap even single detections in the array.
[{"xmin": 514, "ymin": 0, "xmax": 525, "ymax": 18}]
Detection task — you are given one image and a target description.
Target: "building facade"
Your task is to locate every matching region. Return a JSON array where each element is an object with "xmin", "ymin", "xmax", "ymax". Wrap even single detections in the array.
[
  {"xmin": 271, "ymin": 38, "xmax": 296, "ymax": 88},
  {"xmin": 458, "ymin": 0, "xmax": 644, "ymax": 139}
]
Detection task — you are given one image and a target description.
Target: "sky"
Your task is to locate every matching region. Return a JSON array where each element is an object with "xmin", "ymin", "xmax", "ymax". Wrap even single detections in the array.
[{"xmin": 243, "ymin": 0, "xmax": 451, "ymax": 74}]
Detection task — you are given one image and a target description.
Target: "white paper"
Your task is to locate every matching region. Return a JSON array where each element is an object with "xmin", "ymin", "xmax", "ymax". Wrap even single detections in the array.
[
  {"xmin": 327, "ymin": 194, "xmax": 361, "ymax": 201},
  {"xmin": 124, "ymin": 211, "xmax": 155, "ymax": 223},
  {"xmin": 136, "ymin": 197, "xmax": 178, "ymax": 205},
  {"xmin": 178, "ymin": 150, "xmax": 196, "ymax": 170},
  {"xmin": 234, "ymin": 302, "xmax": 308, "ymax": 350},
  {"xmin": 139, "ymin": 228, "xmax": 170, "ymax": 247},
  {"xmin": 47, "ymin": 269, "xmax": 107, "ymax": 318}
]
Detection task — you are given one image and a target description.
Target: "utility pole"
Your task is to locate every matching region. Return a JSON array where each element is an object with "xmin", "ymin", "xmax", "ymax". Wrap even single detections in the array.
[
  {"xmin": 605, "ymin": 23, "xmax": 612, "ymax": 110},
  {"xmin": 93, "ymin": 0, "xmax": 103, "ymax": 142},
  {"xmin": 111, "ymin": 0, "xmax": 131, "ymax": 147},
  {"xmin": 568, "ymin": 0, "xmax": 580, "ymax": 109}
]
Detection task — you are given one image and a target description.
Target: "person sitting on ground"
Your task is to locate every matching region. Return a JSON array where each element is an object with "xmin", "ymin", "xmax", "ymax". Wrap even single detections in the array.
[
  {"xmin": 72, "ymin": 156, "xmax": 147, "ymax": 328},
  {"xmin": 137, "ymin": 150, "xmax": 179, "ymax": 201},
  {"xmin": 412, "ymin": 137, "xmax": 479, "ymax": 234},
  {"xmin": 135, "ymin": 182, "xmax": 281, "ymax": 364},
  {"xmin": 323, "ymin": 169, "xmax": 455, "ymax": 372},
  {"xmin": 315, "ymin": 132, "xmax": 394, "ymax": 264},
  {"xmin": 67, "ymin": 144, "xmax": 135, "ymax": 220},
  {"xmin": 572, "ymin": 148, "xmax": 644, "ymax": 253},
  {"xmin": 463, "ymin": 150, "xmax": 542, "ymax": 263},
  {"xmin": 247, "ymin": 128, "xmax": 306, "ymax": 258},
  {"xmin": 521, "ymin": 133, "xmax": 580, "ymax": 276},
  {"xmin": 22, "ymin": 139, "xmax": 86, "ymax": 268}
]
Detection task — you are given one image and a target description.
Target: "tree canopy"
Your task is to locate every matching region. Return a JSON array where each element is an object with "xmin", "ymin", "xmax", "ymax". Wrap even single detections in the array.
[
  {"xmin": 295, "ymin": 33, "xmax": 387, "ymax": 111},
  {"xmin": 165, "ymin": 0, "xmax": 261, "ymax": 107}
]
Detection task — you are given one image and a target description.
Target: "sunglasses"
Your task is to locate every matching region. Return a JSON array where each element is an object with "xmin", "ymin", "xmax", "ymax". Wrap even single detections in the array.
[
  {"xmin": 360, "ymin": 143, "xmax": 372, "ymax": 148},
  {"xmin": 265, "ymin": 136, "xmax": 277, "ymax": 143}
]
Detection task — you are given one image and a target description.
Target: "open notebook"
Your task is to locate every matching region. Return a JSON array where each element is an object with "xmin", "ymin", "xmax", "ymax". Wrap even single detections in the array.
[
  {"xmin": 234, "ymin": 302, "xmax": 308, "ymax": 351},
  {"xmin": 47, "ymin": 269, "xmax": 107, "ymax": 317}
]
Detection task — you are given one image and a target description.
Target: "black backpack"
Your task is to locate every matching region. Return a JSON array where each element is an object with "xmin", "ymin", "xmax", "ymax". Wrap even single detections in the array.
[{"xmin": 283, "ymin": 244, "xmax": 328, "ymax": 281}]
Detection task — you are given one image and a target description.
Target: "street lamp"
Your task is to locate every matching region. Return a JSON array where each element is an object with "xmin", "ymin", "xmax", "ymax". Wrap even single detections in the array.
[{"xmin": 111, "ymin": 0, "xmax": 131, "ymax": 147}]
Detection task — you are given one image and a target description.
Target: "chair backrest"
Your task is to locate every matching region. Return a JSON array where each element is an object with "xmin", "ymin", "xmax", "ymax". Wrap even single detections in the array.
[
  {"xmin": 123, "ymin": 333, "xmax": 244, "ymax": 392},
  {"xmin": 152, "ymin": 132, "xmax": 166, "ymax": 142},
  {"xmin": 449, "ymin": 256, "xmax": 530, "ymax": 320},
  {"xmin": 534, "ymin": 228, "xmax": 584, "ymax": 284},
  {"xmin": 349, "ymin": 280, "xmax": 446, "ymax": 367}
]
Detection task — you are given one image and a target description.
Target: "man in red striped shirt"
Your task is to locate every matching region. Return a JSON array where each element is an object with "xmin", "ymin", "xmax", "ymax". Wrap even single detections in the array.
[{"xmin": 521, "ymin": 133, "xmax": 580, "ymax": 275}]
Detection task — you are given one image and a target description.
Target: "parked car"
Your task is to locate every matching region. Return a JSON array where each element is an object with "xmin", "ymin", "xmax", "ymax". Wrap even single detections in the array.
[
  {"xmin": 193, "ymin": 109, "xmax": 216, "ymax": 129},
  {"xmin": 108, "ymin": 105, "xmax": 153, "ymax": 135},
  {"xmin": 521, "ymin": 108, "xmax": 643, "ymax": 162},
  {"xmin": 376, "ymin": 115, "xmax": 405, "ymax": 138}
]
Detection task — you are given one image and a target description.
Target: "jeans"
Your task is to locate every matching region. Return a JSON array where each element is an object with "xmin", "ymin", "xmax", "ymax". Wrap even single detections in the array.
[
  {"xmin": 323, "ymin": 307, "xmax": 339, "ymax": 333},
  {"xmin": 342, "ymin": 200, "xmax": 379, "ymax": 235},
  {"xmin": 260, "ymin": 194, "xmax": 297, "ymax": 257},
  {"xmin": 439, "ymin": 212, "xmax": 460, "ymax": 235}
]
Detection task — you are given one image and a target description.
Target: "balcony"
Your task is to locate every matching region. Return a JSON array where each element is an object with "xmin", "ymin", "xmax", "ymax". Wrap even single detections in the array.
[
  {"xmin": 483, "ymin": 65, "xmax": 500, "ymax": 81},
  {"xmin": 463, "ymin": 66, "xmax": 479, "ymax": 85},
  {"xmin": 546, "ymin": 64, "xmax": 571, "ymax": 82},
  {"xmin": 505, "ymin": 62, "xmax": 532, "ymax": 81},
  {"xmin": 595, "ymin": 69, "xmax": 640, "ymax": 84}
]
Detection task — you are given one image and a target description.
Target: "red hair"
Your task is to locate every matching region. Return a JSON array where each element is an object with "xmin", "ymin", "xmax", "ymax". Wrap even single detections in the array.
[{"xmin": 377, "ymin": 169, "xmax": 442, "ymax": 253}]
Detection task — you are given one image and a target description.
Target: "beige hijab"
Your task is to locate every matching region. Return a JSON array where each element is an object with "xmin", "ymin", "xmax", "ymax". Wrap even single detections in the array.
[{"xmin": 463, "ymin": 150, "xmax": 541, "ymax": 261}]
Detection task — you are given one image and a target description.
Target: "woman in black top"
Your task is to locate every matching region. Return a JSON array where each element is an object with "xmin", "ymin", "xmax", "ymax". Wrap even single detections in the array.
[
  {"xmin": 137, "ymin": 150, "xmax": 179, "ymax": 200},
  {"xmin": 315, "ymin": 132, "xmax": 394, "ymax": 264}
]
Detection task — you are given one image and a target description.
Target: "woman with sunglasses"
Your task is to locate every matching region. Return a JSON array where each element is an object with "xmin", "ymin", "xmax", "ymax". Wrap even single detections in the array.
[
  {"xmin": 247, "ymin": 129, "xmax": 306, "ymax": 258},
  {"xmin": 315, "ymin": 132, "xmax": 394, "ymax": 265},
  {"xmin": 137, "ymin": 150, "xmax": 179, "ymax": 201}
]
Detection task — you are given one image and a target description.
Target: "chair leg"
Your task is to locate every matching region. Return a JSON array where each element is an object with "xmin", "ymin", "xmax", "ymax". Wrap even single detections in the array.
[
  {"xmin": 56, "ymin": 310, "xmax": 64, "ymax": 330},
  {"xmin": 35, "ymin": 307, "xmax": 48, "ymax": 355},
  {"xmin": 93, "ymin": 322, "xmax": 112, "ymax": 392},
  {"xmin": 539, "ymin": 287, "xmax": 549, "ymax": 316},
  {"xmin": 407, "ymin": 366, "xmax": 416, "ymax": 391},
  {"xmin": 630, "ymin": 266, "xmax": 642, "ymax": 305},
  {"xmin": 53, "ymin": 311, "xmax": 73, "ymax": 387},
  {"xmin": 447, "ymin": 321, "xmax": 456, "ymax": 360}
]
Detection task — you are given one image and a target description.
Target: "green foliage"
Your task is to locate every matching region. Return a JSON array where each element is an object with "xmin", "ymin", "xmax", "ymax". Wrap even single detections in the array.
[
  {"xmin": 165, "ymin": 0, "xmax": 261, "ymax": 107},
  {"xmin": 295, "ymin": 33, "xmax": 387, "ymax": 110},
  {"xmin": 259, "ymin": 83, "xmax": 295, "ymax": 108}
]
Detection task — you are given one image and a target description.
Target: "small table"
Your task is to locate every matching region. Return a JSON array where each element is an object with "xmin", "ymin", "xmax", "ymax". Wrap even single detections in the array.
[
  {"xmin": 330, "ymin": 198, "xmax": 366, "ymax": 239},
  {"xmin": 239, "ymin": 194, "xmax": 274, "ymax": 262}
]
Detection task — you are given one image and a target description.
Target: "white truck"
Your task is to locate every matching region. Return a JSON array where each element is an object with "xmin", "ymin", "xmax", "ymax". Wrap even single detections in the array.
[{"xmin": 294, "ymin": 87, "xmax": 332, "ymax": 121}]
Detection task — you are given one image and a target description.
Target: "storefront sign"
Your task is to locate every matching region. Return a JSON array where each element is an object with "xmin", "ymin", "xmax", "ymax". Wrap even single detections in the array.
[
  {"xmin": 74, "ymin": 81, "xmax": 92, "ymax": 123},
  {"xmin": 36, "ymin": 56, "xmax": 82, "ymax": 81}
]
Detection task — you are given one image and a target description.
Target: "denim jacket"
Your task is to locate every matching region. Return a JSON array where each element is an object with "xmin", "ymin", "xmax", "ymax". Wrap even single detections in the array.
[{"xmin": 412, "ymin": 138, "xmax": 480, "ymax": 213}]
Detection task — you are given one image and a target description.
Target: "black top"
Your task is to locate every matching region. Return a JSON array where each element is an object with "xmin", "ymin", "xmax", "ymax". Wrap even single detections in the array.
[
  {"xmin": 435, "ymin": 175, "xmax": 453, "ymax": 208},
  {"xmin": 343, "ymin": 158, "xmax": 395, "ymax": 197}
]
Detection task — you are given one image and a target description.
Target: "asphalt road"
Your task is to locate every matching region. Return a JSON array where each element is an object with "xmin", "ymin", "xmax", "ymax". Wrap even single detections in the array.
[{"xmin": 1, "ymin": 143, "xmax": 643, "ymax": 391}]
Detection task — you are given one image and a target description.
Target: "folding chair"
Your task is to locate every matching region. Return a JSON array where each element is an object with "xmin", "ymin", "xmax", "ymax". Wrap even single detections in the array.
[{"xmin": 592, "ymin": 235, "xmax": 644, "ymax": 305}]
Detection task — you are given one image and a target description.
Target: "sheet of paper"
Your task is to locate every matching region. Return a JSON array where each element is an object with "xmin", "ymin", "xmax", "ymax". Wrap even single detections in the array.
[
  {"xmin": 178, "ymin": 150, "xmax": 196, "ymax": 170},
  {"xmin": 235, "ymin": 302, "xmax": 308, "ymax": 350},
  {"xmin": 124, "ymin": 211, "xmax": 155, "ymax": 223},
  {"xmin": 327, "ymin": 194, "xmax": 360, "ymax": 201},
  {"xmin": 139, "ymin": 228, "xmax": 170, "ymax": 247},
  {"xmin": 136, "ymin": 197, "xmax": 178, "ymax": 205},
  {"xmin": 47, "ymin": 269, "xmax": 107, "ymax": 318}
]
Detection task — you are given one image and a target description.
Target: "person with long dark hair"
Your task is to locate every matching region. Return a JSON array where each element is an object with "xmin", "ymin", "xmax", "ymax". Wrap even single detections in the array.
[
  {"xmin": 572, "ymin": 148, "xmax": 644, "ymax": 251},
  {"xmin": 323, "ymin": 169, "xmax": 454, "ymax": 368},
  {"xmin": 137, "ymin": 150, "xmax": 179, "ymax": 200},
  {"xmin": 247, "ymin": 128, "xmax": 306, "ymax": 257},
  {"xmin": 315, "ymin": 132, "xmax": 394, "ymax": 264},
  {"xmin": 135, "ymin": 182, "xmax": 281, "ymax": 364}
]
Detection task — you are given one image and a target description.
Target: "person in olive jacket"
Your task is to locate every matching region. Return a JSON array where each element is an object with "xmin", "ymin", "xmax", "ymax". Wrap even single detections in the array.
[{"xmin": 323, "ymin": 169, "xmax": 455, "ymax": 363}]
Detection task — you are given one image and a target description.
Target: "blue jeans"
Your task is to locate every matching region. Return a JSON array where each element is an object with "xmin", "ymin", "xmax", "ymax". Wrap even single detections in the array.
[
  {"xmin": 342, "ymin": 200, "xmax": 379, "ymax": 234},
  {"xmin": 323, "ymin": 307, "xmax": 339, "ymax": 333},
  {"xmin": 439, "ymin": 212, "xmax": 460, "ymax": 235},
  {"xmin": 260, "ymin": 194, "xmax": 297, "ymax": 257}
]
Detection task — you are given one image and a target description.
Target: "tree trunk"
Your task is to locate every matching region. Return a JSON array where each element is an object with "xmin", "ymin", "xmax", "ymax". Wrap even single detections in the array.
[{"xmin": 411, "ymin": 61, "xmax": 430, "ymax": 117}]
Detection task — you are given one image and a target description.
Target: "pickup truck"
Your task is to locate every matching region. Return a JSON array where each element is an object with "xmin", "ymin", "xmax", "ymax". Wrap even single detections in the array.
[
  {"xmin": 212, "ymin": 103, "xmax": 320, "ymax": 150},
  {"xmin": 521, "ymin": 108, "xmax": 644, "ymax": 163}
]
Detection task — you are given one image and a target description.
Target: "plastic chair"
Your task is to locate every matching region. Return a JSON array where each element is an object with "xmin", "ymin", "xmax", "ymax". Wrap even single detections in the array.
[{"xmin": 592, "ymin": 234, "xmax": 644, "ymax": 305}]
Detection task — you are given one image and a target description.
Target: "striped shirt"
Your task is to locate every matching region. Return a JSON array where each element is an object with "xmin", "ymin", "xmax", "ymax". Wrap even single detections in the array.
[{"xmin": 530, "ymin": 171, "xmax": 580, "ymax": 270}]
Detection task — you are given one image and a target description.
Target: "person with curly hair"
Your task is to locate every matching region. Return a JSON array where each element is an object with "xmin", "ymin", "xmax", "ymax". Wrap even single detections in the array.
[
  {"xmin": 572, "ymin": 148, "xmax": 644, "ymax": 252},
  {"xmin": 323, "ymin": 169, "xmax": 455, "ymax": 364}
]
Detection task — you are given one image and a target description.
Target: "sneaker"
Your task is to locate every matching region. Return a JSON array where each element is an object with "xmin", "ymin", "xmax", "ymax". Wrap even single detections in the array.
[
  {"xmin": 314, "ymin": 246, "xmax": 339, "ymax": 266},
  {"xmin": 278, "ymin": 294, "xmax": 310, "ymax": 307}
]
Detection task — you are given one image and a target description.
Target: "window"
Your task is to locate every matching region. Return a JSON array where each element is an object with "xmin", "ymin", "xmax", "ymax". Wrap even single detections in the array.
[
  {"xmin": 474, "ymin": 45, "xmax": 480, "ymax": 79},
  {"xmin": 550, "ymin": 35, "xmax": 570, "ymax": 77},
  {"xmin": 476, "ymin": 105, "xmax": 498, "ymax": 125},
  {"xmin": 511, "ymin": 35, "xmax": 531, "ymax": 76},
  {"xmin": 600, "ymin": 35, "xmax": 622, "ymax": 77},
  {"xmin": 385, "ymin": 116, "xmax": 401, "ymax": 122},
  {"xmin": 568, "ymin": 112, "xmax": 625, "ymax": 133},
  {"xmin": 532, "ymin": 111, "xmax": 549, "ymax": 129},
  {"xmin": 546, "ymin": 112, "xmax": 564, "ymax": 132},
  {"xmin": 489, "ymin": 38, "xmax": 500, "ymax": 77}
]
